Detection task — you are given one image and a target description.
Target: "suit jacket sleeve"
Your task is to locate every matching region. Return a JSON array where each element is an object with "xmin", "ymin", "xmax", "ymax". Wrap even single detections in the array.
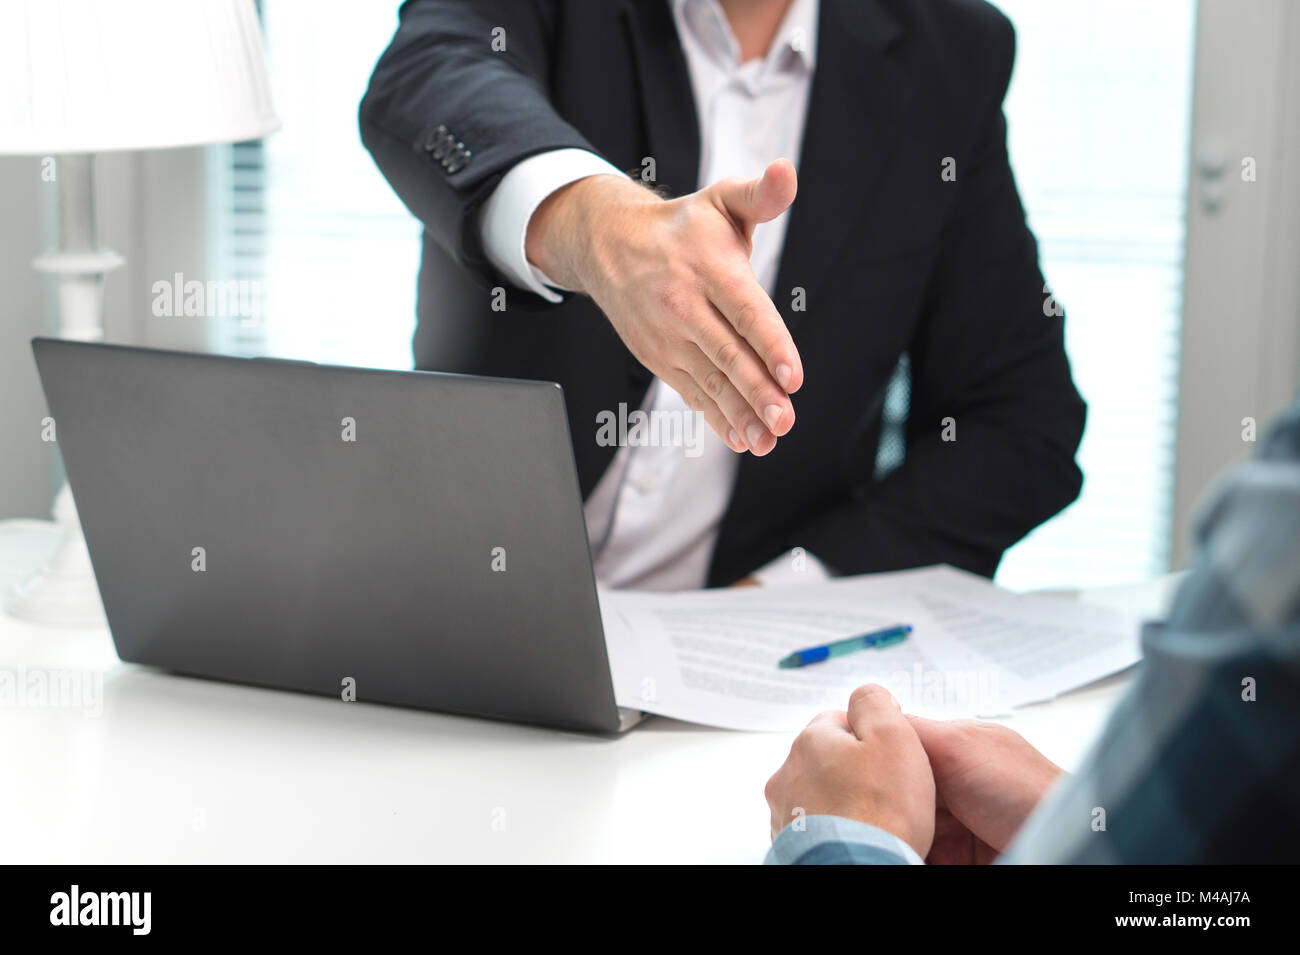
[
  {"xmin": 359, "ymin": 0, "xmax": 600, "ymax": 293},
  {"xmin": 797, "ymin": 19, "xmax": 1086, "ymax": 578}
]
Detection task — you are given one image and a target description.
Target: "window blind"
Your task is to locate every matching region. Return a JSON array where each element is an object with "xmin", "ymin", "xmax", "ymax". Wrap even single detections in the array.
[
  {"xmin": 991, "ymin": 0, "xmax": 1196, "ymax": 589},
  {"xmin": 211, "ymin": 0, "xmax": 419, "ymax": 370}
]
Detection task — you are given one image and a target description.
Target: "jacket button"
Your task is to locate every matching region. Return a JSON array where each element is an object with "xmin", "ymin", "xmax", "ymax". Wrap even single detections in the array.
[{"xmin": 423, "ymin": 124, "xmax": 450, "ymax": 152}]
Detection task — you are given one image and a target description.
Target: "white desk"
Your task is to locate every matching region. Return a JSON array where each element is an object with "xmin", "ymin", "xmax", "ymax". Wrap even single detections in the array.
[{"xmin": 0, "ymin": 521, "xmax": 1180, "ymax": 864}]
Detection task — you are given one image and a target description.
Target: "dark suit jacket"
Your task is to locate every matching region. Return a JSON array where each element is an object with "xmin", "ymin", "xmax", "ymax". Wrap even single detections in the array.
[{"xmin": 359, "ymin": 0, "xmax": 1087, "ymax": 586}]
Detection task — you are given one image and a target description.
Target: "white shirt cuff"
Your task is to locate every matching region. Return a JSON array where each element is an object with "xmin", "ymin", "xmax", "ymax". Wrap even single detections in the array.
[
  {"xmin": 479, "ymin": 148, "xmax": 627, "ymax": 302},
  {"xmin": 751, "ymin": 548, "xmax": 832, "ymax": 588}
]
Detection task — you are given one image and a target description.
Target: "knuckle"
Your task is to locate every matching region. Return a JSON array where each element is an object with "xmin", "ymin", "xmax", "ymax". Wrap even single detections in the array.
[
  {"xmin": 657, "ymin": 284, "xmax": 691, "ymax": 320},
  {"xmin": 681, "ymin": 201, "xmax": 716, "ymax": 237},
  {"xmin": 712, "ymin": 339, "xmax": 743, "ymax": 374},
  {"xmin": 812, "ymin": 709, "xmax": 840, "ymax": 727},
  {"xmin": 715, "ymin": 267, "xmax": 748, "ymax": 300},
  {"xmin": 850, "ymin": 683, "xmax": 894, "ymax": 710},
  {"xmin": 721, "ymin": 176, "xmax": 748, "ymax": 198},
  {"xmin": 745, "ymin": 379, "xmax": 772, "ymax": 410},
  {"xmin": 730, "ymin": 299, "xmax": 759, "ymax": 336},
  {"xmin": 849, "ymin": 684, "xmax": 877, "ymax": 705},
  {"xmin": 702, "ymin": 368, "xmax": 728, "ymax": 399}
]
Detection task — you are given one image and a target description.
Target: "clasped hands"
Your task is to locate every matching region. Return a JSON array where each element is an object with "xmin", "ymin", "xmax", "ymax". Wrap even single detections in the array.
[{"xmin": 764, "ymin": 684, "xmax": 1065, "ymax": 863}]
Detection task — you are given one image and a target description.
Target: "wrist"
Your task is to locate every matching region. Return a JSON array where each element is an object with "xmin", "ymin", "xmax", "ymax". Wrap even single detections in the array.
[
  {"xmin": 525, "ymin": 173, "xmax": 658, "ymax": 292},
  {"xmin": 859, "ymin": 808, "xmax": 933, "ymax": 860}
]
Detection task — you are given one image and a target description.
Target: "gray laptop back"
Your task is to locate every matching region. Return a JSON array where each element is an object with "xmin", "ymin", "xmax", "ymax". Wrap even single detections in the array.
[{"xmin": 32, "ymin": 338, "xmax": 622, "ymax": 733}]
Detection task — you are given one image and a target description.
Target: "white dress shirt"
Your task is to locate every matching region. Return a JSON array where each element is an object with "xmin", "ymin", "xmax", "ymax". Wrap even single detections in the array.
[{"xmin": 480, "ymin": 0, "xmax": 827, "ymax": 590}]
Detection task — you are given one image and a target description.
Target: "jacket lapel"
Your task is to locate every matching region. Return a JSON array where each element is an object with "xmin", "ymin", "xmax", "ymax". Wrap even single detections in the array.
[
  {"xmin": 773, "ymin": 0, "xmax": 910, "ymax": 336},
  {"xmin": 622, "ymin": 1, "xmax": 701, "ymax": 196},
  {"xmin": 710, "ymin": 0, "xmax": 911, "ymax": 585}
]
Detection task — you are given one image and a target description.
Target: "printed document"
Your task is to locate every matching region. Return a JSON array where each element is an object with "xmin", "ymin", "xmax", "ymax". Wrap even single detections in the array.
[{"xmin": 599, "ymin": 566, "xmax": 1143, "ymax": 730}]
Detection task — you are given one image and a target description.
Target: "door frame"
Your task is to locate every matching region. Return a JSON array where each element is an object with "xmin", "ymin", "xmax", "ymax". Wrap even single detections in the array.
[{"xmin": 1172, "ymin": 0, "xmax": 1300, "ymax": 565}]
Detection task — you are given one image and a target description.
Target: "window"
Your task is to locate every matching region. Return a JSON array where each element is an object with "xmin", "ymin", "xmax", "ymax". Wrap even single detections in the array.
[
  {"xmin": 992, "ymin": 0, "xmax": 1197, "ymax": 590},
  {"xmin": 210, "ymin": 0, "xmax": 418, "ymax": 370}
]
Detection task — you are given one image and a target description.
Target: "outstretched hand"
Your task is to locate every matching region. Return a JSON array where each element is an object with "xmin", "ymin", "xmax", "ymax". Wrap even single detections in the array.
[{"xmin": 526, "ymin": 160, "xmax": 802, "ymax": 456}]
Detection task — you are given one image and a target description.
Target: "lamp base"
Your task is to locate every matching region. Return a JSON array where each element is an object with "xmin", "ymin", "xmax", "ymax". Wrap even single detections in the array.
[{"xmin": 5, "ymin": 484, "xmax": 107, "ymax": 628}]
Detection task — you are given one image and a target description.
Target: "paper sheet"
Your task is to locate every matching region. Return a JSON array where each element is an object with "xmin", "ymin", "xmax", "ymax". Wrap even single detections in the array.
[{"xmin": 599, "ymin": 565, "xmax": 1144, "ymax": 731}]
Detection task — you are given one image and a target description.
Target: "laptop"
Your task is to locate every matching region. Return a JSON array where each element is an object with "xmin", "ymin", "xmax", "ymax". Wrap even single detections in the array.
[{"xmin": 31, "ymin": 338, "xmax": 643, "ymax": 734}]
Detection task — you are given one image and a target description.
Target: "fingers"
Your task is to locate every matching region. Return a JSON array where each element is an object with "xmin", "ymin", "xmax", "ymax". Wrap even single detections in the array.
[
  {"xmin": 903, "ymin": 713, "xmax": 947, "ymax": 748},
  {"xmin": 805, "ymin": 708, "xmax": 852, "ymax": 734},
  {"xmin": 712, "ymin": 158, "xmax": 798, "ymax": 241},
  {"xmin": 660, "ymin": 367, "xmax": 746, "ymax": 453},
  {"xmin": 703, "ymin": 266, "xmax": 803, "ymax": 400},
  {"xmin": 905, "ymin": 715, "xmax": 999, "ymax": 768},
  {"xmin": 906, "ymin": 714, "xmax": 1062, "ymax": 784},
  {"xmin": 846, "ymin": 684, "xmax": 905, "ymax": 740},
  {"xmin": 704, "ymin": 162, "xmax": 804, "ymax": 402},
  {"xmin": 583, "ymin": 160, "xmax": 806, "ymax": 455},
  {"xmin": 677, "ymin": 340, "xmax": 786, "ymax": 455}
]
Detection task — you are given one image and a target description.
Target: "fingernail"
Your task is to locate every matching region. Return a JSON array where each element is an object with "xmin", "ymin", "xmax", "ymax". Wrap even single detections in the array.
[
  {"xmin": 775, "ymin": 363, "xmax": 792, "ymax": 389},
  {"xmin": 746, "ymin": 423, "xmax": 766, "ymax": 449},
  {"xmin": 728, "ymin": 428, "xmax": 744, "ymax": 451},
  {"xmin": 763, "ymin": 404, "xmax": 783, "ymax": 431}
]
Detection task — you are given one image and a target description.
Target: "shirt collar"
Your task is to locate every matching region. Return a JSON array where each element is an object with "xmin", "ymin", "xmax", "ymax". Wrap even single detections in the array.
[{"xmin": 672, "ymin": 0, "xmax": 819, "ymax": 74}]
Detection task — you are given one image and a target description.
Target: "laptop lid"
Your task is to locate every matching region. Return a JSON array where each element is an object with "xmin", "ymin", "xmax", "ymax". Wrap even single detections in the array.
[{"xmin": 31, "ymin": 338, "xmax": 623, "ymax": 733}]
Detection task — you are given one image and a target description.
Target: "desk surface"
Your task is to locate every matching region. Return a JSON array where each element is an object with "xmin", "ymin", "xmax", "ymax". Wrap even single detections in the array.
[{"xmin": 0, "ymin": 521, "xmax": 1180, "ymax": 864}]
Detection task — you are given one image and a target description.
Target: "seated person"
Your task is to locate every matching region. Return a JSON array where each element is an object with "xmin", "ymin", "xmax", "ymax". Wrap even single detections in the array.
[
  {"xmin": 361, "ymin": 0, "xmax": 1086, "ymax": 590},
  {"xmin": 764, "ymin": 399, "xmax": 1300, "ymax": 864}
]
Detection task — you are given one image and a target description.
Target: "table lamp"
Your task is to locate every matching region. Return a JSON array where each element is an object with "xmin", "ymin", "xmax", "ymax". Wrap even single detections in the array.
[{"xmin": 0, "ymin": 0, "xmax": 279, "ymax": 626}]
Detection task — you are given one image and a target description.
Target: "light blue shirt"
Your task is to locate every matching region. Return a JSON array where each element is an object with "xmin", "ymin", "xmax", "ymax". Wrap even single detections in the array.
[{"xmin": 765, "ymin": 815, "xmax": 923, "ymax": 865}]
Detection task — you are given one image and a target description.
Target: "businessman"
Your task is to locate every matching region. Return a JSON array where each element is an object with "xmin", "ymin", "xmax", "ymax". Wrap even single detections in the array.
[
  {"xmin": 360, "ymin": 0, "xmax": 1087, "ymax": 589},
  {"xmin": 765, "ymin": 399, "xmax": 1300, "ymax": 864}
]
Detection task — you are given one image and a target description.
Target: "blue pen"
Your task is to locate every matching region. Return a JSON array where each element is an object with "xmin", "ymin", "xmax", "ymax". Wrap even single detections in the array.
[{"xmin": 778, "ymin": 624, "xmax": 912, "ymax": 669}]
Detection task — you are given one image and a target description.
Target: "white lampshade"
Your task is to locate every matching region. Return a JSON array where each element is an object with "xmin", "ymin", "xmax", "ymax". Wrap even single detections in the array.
[{"xmin": 0, "ymin": 0, "xmax": 279, "ymax": 155}]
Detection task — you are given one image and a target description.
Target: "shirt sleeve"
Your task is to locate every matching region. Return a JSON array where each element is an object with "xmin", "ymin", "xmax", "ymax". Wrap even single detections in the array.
[
  {"xmin": 765, "ymin": 814, "xmax": 925, "ymax": 865},
  {"xmin": 479, "ymin": 148, "xmax": 628, "ymax": 302}
]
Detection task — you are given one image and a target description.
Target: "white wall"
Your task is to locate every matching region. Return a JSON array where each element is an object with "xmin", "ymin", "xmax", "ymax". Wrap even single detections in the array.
[
  {"xmin": 0, "ymin": 156, "xmax": 56, "ymax": 518},
  {"xmin": 0, "ymin": 148, "xmax": 209, "ymax": 519}
]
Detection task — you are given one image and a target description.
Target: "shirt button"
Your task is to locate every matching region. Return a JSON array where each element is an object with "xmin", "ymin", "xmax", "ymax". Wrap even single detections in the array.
[{"xmin": 631, "ymin": 473, "xmax": 658, "ymax": 494}]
